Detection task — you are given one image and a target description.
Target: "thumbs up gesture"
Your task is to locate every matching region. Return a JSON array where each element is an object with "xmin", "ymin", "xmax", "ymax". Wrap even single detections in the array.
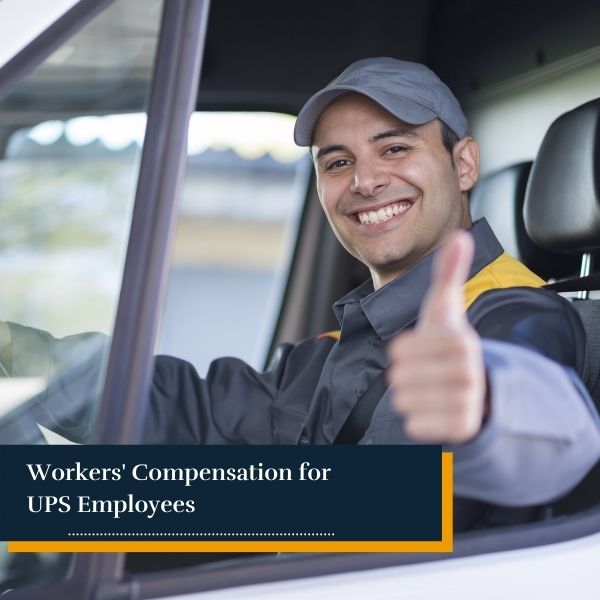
[{"xmin": 387, "ymin": 231, "xmax": 487, "ymax": 443}]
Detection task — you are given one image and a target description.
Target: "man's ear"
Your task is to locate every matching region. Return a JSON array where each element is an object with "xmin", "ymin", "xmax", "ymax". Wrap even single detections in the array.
[{"xmin": 453, "ymin": 137, "xmax": 479, "ymax": 192}]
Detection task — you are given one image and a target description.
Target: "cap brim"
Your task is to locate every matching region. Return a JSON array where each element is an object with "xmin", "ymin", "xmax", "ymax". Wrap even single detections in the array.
[{"xmin": 294, "ymin": 85, "xmax": 437, "ymax": 146}]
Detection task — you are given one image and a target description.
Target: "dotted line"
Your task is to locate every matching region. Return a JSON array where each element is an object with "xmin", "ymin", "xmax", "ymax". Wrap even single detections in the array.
[{"xmin": 68, "ymin": 532, "xmax": 335, "ymax": 537}]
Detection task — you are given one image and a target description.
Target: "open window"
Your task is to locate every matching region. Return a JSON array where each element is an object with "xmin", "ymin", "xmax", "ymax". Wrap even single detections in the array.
[{"xmin": 157, "ymin": 112, "xmax": 309, "ymax": 374}]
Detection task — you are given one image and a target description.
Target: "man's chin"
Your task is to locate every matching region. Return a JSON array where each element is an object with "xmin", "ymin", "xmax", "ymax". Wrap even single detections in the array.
[{"xmin": 364, "ymin": 255, "xmax": 416, "ymax": 287}]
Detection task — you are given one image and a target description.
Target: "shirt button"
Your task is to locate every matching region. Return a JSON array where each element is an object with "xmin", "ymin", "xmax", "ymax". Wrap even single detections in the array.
[
  {"xmin": 365, "ymin": 437, "xmax": 374, "ymax": 445},
  {"xmin": 299, "ymin": 436, "xmax": 310, "ymax": 445}
]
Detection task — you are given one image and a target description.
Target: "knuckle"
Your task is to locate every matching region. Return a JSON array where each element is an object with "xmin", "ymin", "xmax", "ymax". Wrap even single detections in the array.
[
  {"xmin": 455, "ymin": 367, "xmax": 477, "ymax": 389},
  {"xmin": 449, "ymin": 409, "xmax": 481, "ymax": 442},
  {"xmin": 455, "ymin": 390, "xmax": 483, "ymax": 419}
]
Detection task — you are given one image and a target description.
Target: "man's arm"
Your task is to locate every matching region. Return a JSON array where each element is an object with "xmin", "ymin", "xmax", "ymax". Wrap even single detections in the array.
[
  {"xmin": 0, "ymin": 319, "xmax": 333, "ymax": 446},
  {"xmin": 143, "ymin": 335, "xmax": 335, "ymax": 445},
  {"xmin": 451, "ymin": 338, "xmax": 600, "ymax": 505},
  {"xmin": 387, "ymin": 231, "xmax": 600, "ymax": 506}
]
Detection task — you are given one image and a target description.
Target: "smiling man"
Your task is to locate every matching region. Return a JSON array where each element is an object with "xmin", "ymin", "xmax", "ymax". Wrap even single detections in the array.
[
  {"xmin": 1, "ymin": 58, "xmax": 599, "ymax": 531},
  {"xmin": 291, "ymin": 58, "xmax": 600, "ymax": 525},
  {"xmin": 296, "ymin": 59, "xmax": 476, "ymax": 285},
  {"xmin": 306, "ymin": 88, "xmax": 485, "ymax": 444}
]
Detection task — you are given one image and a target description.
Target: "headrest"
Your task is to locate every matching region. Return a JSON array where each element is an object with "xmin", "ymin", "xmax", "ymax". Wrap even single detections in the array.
[
  {"xmin": 471, "ymin": 162, "xmax": 579, "ymax": 280},
  {"xmin": 524, "ymin": 98, "xmax": 600, "ymax": 253}
]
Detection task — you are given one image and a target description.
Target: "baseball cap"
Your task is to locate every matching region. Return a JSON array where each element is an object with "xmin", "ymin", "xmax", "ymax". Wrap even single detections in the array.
[{"xmin": 293, "ymin": 57, "xmax": 469, "ymax": 146}]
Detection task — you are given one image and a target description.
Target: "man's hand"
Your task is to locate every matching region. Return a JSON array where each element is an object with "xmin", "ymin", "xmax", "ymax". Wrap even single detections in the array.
[{"xmin": 387, "ymin": 231, "xmax": 487, "ymax": 443}]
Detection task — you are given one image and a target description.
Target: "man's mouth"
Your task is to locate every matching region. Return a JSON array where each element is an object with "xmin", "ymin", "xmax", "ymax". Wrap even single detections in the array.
[{"xmin": 356, "ymin": 200, "xmax": 412, "ymax": 225}]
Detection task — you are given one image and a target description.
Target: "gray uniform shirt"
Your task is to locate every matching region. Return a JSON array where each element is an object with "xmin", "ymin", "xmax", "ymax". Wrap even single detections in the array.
[
  {"xmin": 3, "ymin": 220, "xmax": 600, "ymax": 531},
  {"xmin": 137, "ymin": 220, "xmax": 600, "ymax": 529}
]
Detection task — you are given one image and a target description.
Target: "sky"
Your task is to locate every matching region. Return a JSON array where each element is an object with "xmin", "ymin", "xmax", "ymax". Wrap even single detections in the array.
[{"xmin": 27, "ymin": 112, "xmax": 307, "ymax": 163}]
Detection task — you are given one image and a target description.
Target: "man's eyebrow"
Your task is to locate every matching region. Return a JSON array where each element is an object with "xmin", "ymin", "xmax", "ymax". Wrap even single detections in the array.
[
  {"xmin": 313, "ymin": 127, "xmax": 418, "ymax": 159},
  {"xmin": 314, "ymin": 144, "xmax": 347, "ymax": 161},
  {"xmin": 370, "ymin": 127, "xmax": 418, "ymax": 143}
]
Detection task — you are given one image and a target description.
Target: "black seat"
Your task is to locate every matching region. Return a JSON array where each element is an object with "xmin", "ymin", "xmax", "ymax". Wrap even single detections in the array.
[
  {"xmin": 470, "ymin": 161, "xmax": 578, "ymax": 281},
  {"xmin": 524, "ymin": 98, "xmax": 600, "ymax": 257},
  {"xmin": 523, "ymin": 98, "xmax": 600, "ymax": 515}
]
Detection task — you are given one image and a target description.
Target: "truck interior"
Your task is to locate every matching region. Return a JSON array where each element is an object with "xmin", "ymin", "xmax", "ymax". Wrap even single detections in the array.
[{"xmin": 1, "ymin": 0, "xmax": 600, "ymax": 598}]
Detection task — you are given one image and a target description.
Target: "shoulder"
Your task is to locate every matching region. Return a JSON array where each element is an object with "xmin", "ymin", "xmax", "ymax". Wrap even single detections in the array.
[
  {"xmin": 468, "ymin": 285, "xmax": 586, "ymax": 372},
  {"xmin": 469, "ymin": 283, "xmax": 577, "ymax": 321},
  {"xmin": 465, "ymin": 252, "xmax": 545, "ymax": 308}
]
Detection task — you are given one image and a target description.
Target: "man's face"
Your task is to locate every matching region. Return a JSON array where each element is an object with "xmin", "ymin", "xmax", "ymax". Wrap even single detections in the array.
[{"xmin": 311, "ymin": 94, "xmax": 475, "ymax": 288}]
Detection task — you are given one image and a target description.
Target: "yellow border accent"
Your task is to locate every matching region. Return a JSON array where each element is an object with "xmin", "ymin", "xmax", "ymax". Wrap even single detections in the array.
[{"xmin": 8, "ymin": 453, "xmax": 453, "ymax": 554}]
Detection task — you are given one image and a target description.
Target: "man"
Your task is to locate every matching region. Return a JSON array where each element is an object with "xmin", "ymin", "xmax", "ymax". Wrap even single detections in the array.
[{"xmin": 1, "ymin": 58, "xmax": 599, "ymax": 530}]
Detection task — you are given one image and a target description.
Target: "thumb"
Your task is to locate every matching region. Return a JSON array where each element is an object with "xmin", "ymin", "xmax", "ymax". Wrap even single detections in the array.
[{"xmin": 418, "ymin": 230, "xmax": 474, "ymax": 331}]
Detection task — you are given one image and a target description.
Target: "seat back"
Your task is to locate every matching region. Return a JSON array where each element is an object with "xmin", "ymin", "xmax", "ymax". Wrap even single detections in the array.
[{"xmin": 523, "ymin": 98, "xmax": 600, "ymax": 515}]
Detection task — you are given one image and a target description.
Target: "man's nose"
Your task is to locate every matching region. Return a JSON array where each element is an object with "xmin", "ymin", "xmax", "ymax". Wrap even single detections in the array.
[{"xmin": 350, "ymin": 160, "xmax": 390, "ymax": 197}]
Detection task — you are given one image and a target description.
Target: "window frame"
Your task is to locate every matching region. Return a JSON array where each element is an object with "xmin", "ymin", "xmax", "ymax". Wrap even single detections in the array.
[{"xmin": 132, "ymin": 505, "xmax": 600, "ymax": 598}]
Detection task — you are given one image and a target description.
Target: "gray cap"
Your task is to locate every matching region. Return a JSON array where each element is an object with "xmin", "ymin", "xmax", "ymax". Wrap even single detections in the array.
[{"xmin": 294, "ymin": 57, "xmax": 469, "ymax": 146}]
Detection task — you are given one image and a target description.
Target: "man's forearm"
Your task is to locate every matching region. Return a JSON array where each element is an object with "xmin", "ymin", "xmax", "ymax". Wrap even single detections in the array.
[{"xmin": 451, "ymin": 339, "xmax": 600, "ymax": 506}]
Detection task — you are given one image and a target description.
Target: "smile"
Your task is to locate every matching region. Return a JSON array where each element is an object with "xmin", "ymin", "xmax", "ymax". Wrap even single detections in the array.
[{"xmin": 356, "ymin": 200, "xmax": 412, "ymax": 224}]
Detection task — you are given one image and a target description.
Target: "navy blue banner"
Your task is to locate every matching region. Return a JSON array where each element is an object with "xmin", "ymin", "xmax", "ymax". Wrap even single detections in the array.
[{"xmin": 0, "ymin": 445, "xmax": 442, "ymax": 542}]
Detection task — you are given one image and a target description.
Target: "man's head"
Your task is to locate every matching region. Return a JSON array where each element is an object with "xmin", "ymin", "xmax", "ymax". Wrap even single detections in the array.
[{"xmin": 294, "ymin": 57, "xmax": 479, "ymax": 289}]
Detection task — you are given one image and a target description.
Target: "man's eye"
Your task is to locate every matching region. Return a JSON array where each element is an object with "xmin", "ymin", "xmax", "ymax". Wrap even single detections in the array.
[
  {"xmin": 386, "ymin": 145, "xmax": 410, "ymax": 154},
  {"xmin": 326, "ymin": 159, "xmax": 350, "ymax": 170}
]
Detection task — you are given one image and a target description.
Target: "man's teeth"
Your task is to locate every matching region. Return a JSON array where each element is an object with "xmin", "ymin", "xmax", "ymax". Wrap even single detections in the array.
[{"xmin": 358, "ymin": 202, "xmax": 411, "ymax": 224}]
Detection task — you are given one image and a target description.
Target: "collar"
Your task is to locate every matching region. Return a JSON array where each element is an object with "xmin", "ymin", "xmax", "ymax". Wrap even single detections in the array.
[{"xmin": 332, "ymin": 219, "xmax": 504, "ymax": 340}]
